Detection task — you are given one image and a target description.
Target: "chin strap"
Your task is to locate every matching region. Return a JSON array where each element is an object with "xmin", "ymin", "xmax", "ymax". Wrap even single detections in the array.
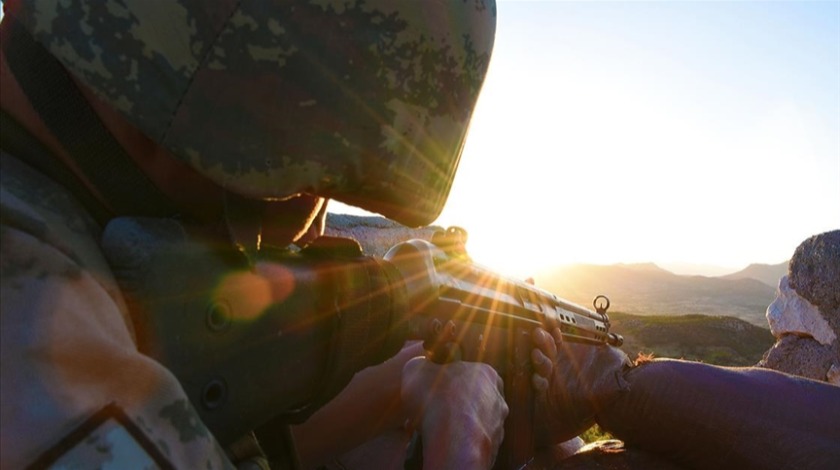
[
  {"xmin": 0, "ymin": 17, "xmax": 178, "ymax": 225},
  {"xmin": 0, "ymin": 110, "xmax": 111, "ymax": 223},
  {"xmin": 223, "ymin": 191, "xmax": 268, "ymax": 267}
]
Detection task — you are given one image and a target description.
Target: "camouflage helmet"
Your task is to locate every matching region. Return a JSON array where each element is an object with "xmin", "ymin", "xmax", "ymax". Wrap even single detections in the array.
[{"xmin": 7, "ymin": 0, "xmax": 497, "ymax": 227}]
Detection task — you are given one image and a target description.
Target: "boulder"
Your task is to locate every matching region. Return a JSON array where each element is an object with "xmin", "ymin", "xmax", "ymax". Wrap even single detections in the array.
[
  {"xmin": 766, "ymin": 276, "xmax": 835, "ymax": 345},
  {"xmin": 758, "ymin": 230, "xmax": 840, "ymax": 385},
  {"xmin": 789, "ymin": 230, "xmax": 840, "ymax": 314},
  {"xmin": 760, "ymin": 335, "xmax": 837, "ymax": 384}
]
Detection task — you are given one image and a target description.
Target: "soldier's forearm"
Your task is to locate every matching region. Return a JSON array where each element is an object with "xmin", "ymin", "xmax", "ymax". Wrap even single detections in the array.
[{"xmin": 597, "ymin": 359, "xmax": 840, "ymax": 470}]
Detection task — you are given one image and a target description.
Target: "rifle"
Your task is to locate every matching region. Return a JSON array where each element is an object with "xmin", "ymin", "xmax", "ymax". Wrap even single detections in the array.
[
  {"xmin": 387, "ymin": 227, "xmax": 623, "ymax": 469},
  {"xmin": 103, "ymin": 218, "xmax": 622, "ymax": 469}
]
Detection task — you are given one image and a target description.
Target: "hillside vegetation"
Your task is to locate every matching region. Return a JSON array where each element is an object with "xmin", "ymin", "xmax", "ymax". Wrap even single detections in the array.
[{"xmin": 609, "ymin": 312, "xmax": 775, "ymax": 366}]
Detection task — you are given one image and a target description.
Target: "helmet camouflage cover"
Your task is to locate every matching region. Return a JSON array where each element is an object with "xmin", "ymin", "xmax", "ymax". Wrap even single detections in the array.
[{"xmin": 7, "ymin": 0, "xmax": 497, "ymax": 227}]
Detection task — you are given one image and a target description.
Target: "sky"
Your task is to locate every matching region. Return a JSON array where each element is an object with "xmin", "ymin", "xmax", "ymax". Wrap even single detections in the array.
[{"xmin": 338, "ymin": 0, "xmax": 840, "ymax": 278}]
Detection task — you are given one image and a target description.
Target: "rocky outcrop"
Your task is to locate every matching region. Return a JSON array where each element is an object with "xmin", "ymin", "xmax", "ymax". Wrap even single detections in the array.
[
  {"xmin": 760, "ymin": 335, "xmax": 837, "ymax": 383},
  {"xmin": 789, "ymin": 230, "xmax": 840, "ymax": 314},
  {"xmin": 324, "ymin": 213, "xmax": 441, "ymax": 258},
  {"xmin": 759, "ymin": 230, "xmax": 840, "ymax": 385},
  {"xmin": 766, "ymin": 276, "xmax": 835, "ymax": 345}
]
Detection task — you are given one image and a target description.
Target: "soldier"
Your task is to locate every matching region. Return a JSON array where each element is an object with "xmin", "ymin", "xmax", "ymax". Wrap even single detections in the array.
[
  {"xmin": 3, "ymin": 2, "xmax": 838, "ymax": 470},
  {"xmin": 0, "ymin": 1, "xmax": 510, "ymax": 468}
]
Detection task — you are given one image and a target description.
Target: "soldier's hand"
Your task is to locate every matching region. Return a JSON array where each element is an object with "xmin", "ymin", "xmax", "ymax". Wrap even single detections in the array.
[
  {"xmin": 401, "ymin": 358, "xmax": 508, "ymax": 470},
  {"xmin": 531, "ymin": 327, "xmax": 633, "ymax": 444},
  {"xmin": 530, "ymin": 326, "xmax": 557, "ymax": 394}
]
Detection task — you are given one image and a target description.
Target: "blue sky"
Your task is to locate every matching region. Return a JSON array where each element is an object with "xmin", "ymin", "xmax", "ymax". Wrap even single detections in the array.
[{"xmin": 427, "ymin": 0, "xmax": 840, "ymax": 276}]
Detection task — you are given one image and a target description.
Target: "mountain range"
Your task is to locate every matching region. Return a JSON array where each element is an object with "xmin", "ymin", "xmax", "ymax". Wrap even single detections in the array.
[
  {"xmin": 720, "ymin": 262, "xmax": 789, "ymax": 287},
  {"xmin": 534, "ymin": 262, "xmax": 785, "ymax": 327}
]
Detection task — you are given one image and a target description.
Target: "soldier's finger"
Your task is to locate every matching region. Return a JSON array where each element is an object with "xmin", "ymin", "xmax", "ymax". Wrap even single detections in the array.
[
  {"xmin": 531, "ymin": 348, "xmax": 553, "ymax": 378},
  {"xmin": 532, "ymin": 373, "xmax": 549, "ymax": 393},
  {"xmin": 531, "ymin": 327, "xmax": 557, "ymax": 360}
]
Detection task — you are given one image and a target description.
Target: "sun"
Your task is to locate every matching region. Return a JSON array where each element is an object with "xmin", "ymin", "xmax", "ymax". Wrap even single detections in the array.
[{"xmin": 442, "ymin": 223, "xmax": 563, "ymax": 282}]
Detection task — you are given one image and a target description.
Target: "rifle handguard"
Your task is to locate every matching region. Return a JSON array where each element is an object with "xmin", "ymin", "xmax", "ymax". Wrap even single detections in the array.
[{"xmin": 384, "ymin": 239, "xmax": 622, "ymax": 351}]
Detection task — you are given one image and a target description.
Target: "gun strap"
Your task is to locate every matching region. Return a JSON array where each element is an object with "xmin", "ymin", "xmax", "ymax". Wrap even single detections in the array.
[{"xmin": 1, "ymin": 17, "xmax": 178, "ymax": 225}]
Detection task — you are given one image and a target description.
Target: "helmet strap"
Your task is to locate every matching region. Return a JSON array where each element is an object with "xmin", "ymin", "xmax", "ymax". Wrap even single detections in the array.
[
  {"xmin": 223, "ymin": 191, "xmax": 266, "ymax": 267},
  {"xmin": 1, "ymin": 17, "xmax": 177, "ymax": 224}
]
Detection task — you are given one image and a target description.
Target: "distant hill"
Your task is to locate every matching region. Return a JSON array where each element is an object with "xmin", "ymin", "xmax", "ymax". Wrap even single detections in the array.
[
  {"xmin": 535, "ymin": 263, "xmax": 776, "ymax": 327},
  {"xmin": 610, "ymin": 312, "xmax": 775, "ymax": 366},
  {"xmin": 720, "ymin": 261, "xmax": 788, "ymax": 287}
]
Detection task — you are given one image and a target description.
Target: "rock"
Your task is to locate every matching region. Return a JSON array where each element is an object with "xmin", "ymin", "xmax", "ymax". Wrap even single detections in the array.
[
  {"xmin": 828, "ymin": 364, "xmax": 840, "ymax": 385},
  {"xmin": 766, "ymin": 276, "xmax": 836, "ymax": 345},
  {"xmin": 324, "ymin": 213, "xmax": 441, "ymax": 258},
  {"xmin": 789, "ymin": 230, "xmax": 840, "ymax": 314},
  {"xmin": 760, "ymin": 335, "xmax": 836, "ymax": 382},
  {"xmin": 759, "ymin": 230, "xmax": 840, "ymax": 385}
]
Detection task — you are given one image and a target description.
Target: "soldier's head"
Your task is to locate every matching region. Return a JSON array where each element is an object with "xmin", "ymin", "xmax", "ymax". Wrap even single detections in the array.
[{"xmin": 1, "ymin": 1, "xmax": 497, "ymax": 240}]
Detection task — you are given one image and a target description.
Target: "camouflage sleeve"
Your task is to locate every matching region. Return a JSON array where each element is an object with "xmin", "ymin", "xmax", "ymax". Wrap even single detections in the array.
[{"xmin": 0, "ymin": 207, "xmax": 232, "ymax": 468}]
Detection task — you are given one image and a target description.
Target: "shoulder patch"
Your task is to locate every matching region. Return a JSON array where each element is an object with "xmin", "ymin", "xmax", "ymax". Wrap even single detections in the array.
[{"xmin": 27, "ymin": 403, "xmax": 175, "ymax": 470}]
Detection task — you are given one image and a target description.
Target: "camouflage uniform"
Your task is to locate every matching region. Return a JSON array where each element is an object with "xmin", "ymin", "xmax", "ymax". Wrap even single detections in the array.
[
  {"xmin": 1, "ymin": 151, "xmax": 232, "ymax": 468},
  {"xmin": 1, "ymin": 0, "xmax": 495, "ymax": 467}
]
